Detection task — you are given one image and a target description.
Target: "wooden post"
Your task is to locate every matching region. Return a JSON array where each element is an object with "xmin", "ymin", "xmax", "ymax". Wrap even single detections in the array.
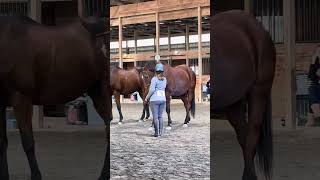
[
  {"xmin": 283, "ymin": 0, "xmax": 296, "ymax": 129},
  {"xmin": 134, "ymin": 30, "xmax": 138, "ymax": 54},
  {"xmin": 244, "ymin": 0, "xmax": 252, "ymax": 14},
  {"xmin": 198, "ymin": 6, "xmax": 203, "ymax": 102},
  {"xmin": 29, "ymin": 0, "xmax": 41, "ymax": 23},
  {"xmin": 78, "ymin": 0, "xmax": 83, "ymax": 17},
  {"xmin": 186, "ymin": 25, "xmax": 190, "ymax": 66},
  {"xmin": 155, "ymin": 12, "xmax": 160, "ymax": 55},
  {"xmin": 29, "ymin": 0, "xmax": 43, "ymax": 128},
  {"xmin": 168, "ymin": 26, "xmax": 171, "ymax": 52},
  {"xmin": 119, "ymin": 17, "xmax": 123, "ymax": 68},
  {"xmin": 32, "ymin": 106, "xmax": 44, "ymax": 129}
]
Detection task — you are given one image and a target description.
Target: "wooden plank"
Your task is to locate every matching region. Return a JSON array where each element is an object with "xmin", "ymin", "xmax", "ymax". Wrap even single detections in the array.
[
  {"xmin": 198, "ymin": 6, "xmax": 203, "ymax": 102},
  {"xmin": 110, "ymin": 0, "xmax": 210, "ymax": 19},
  {"xmin": 283, "ymin": 0, "xmax": 296, "ymax": 129},
  {"xmin": 111, "ymin": 50, "xmax": 210, "ymax": 62},
  {"xmin": 111, "ymin": 8, "xmax": 210, "ymax": 26}
]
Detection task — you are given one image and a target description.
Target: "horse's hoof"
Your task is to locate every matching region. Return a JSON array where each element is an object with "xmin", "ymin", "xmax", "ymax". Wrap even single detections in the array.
[
  {"xmin": 183, "ymin": 124, "xmax": 188, "ymax": 128},
  {"xmin": 118, "ymin": 122, "xmax": 122, "ymax": 125},
  {"xmin": 138, "ymin": 120, "xmax": 142, "ymax": 123},
  {"xmin": 166, "ymin": 126, "xmax": 172, "ymax": 130},
  {"xmin": 31, "ymin": 172, "xmax": 42, "ymax": 180},
  {"xmin": 148, "ymin": 127, "xmax": 154, "ymax": 131}
]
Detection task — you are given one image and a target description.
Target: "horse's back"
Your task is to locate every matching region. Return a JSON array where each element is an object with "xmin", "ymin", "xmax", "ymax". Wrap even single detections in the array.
[
  {"xmin": 167, "ymin": 65, "xmax": 196, "ymax": 96},
  {"xmin": 212, "ymin": 10, "xmax": 276, "ymax": 110},
  {"xmin": 111, "ymin": 68, "xmax": 142, "ymax": 95},
  {"xmin": 0, "ymin": 16, "xmax": 104, "ymax": 104}
]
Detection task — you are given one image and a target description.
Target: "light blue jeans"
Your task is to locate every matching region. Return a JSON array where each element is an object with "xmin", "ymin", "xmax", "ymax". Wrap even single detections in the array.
[{"xmin": 150, "ymin": 101, "xmax": 166, "ymax": 136}]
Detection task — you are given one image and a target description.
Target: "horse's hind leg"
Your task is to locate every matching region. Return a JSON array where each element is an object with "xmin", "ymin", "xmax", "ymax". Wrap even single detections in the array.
[
  {"xmin": 12, "ymin": 94, "xmax": 41, "ymax": 180},
  {"xmin": 225, "ymin": 100, "xmax": 248, "ymax": 179},
  {"xmin": 181, "ymin": 94, "xmax": 191, "ymax": 126},
  {"xmin": 243, "ymin": 87, "xmax": 269, "ymax": 180},
  {"xmin": 114, "ymin": 92, "xmax": 123, "ymax": 123},
  {"xmin": 0, "ymin": 102, "xmax": 9, "ymax": 180}
]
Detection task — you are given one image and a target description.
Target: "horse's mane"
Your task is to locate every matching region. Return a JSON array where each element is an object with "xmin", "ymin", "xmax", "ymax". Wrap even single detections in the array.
[
  {"xmin": 80, "ymin": 17, "xmax": 107, "ymax": 36},
  {"xmin": 144, "ymin": 61, "xmax": 157, "ymax": 71}
]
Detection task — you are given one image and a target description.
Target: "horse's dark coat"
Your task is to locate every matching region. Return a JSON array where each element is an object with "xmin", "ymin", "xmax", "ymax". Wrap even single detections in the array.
[
  {"xmin": 0, "ymin": 15, "xmax": 110, "ymax": 180},
  {"xmin": 110, "ymin": 67, "xmax": 150, "ymax": 122},
  {"xmin": 211, "ymin": 10, "xmax": 276, "ymax": 180},
  {"xmin": 143, "ymin": 61, "xmax": 196, "ymax": 126}
]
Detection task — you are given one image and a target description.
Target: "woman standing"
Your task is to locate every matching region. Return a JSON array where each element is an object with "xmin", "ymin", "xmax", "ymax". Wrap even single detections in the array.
[
  {"xmin": 144, "ymin": 63, "xmax": 167, "ymax": 137},
  {"xmin": 306, "ymin": 45, "xmax": 320, "ymax": 126}
]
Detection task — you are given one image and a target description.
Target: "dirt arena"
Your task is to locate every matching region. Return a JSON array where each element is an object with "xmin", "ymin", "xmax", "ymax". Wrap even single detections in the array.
[
  {"xmin": 6, "ymin": 102, "xmax": 210, "ymax": 180},
  {"xmin": 213, "ymin": 121, "xmax": 320, "ymax": 180},
  {"xmin": 110, "ymin": 102, "xmax": 210, "ymax": 179}
]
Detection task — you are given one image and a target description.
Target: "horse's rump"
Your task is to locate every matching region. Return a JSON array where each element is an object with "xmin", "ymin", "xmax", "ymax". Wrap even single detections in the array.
[{"xmin": 212, "ymin": 10, "xmax": 275, "ymax": 111}]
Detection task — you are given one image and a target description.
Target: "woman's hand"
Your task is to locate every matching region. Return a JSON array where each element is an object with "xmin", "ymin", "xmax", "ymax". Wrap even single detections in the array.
[{"xmin": 143, "ymin": 99, "xmax": 149, "ymax": 106}]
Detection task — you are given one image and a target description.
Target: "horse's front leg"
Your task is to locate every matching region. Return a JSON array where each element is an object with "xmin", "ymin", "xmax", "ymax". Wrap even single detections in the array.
[
  {"xmin": 89, "ymin": 83, "xmax": 111, "ymax": 180},
  {"xmin": 12, "ymin": 94, "xmax": 41, "ymax": 180},
  {"xmin": 0, "ymin": 102, "xmax": 9, "ymax": 180}
]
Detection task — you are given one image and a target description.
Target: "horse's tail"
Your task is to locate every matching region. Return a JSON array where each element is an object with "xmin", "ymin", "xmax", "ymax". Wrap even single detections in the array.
[
  {"xmin": 190, "ymin": 91, "xmax": 196, "ymax": 118},
  {"xmin": 256, "ymin": 95, "xmax": 273, "ymax": 180}
]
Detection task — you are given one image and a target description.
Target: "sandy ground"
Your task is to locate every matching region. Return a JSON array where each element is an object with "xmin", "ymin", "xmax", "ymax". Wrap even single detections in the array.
[
  {"xmin": 7, "ymin": 128, "xmax": 107, "ymax": 180},
  {"xmin": 110, "ymin": 103, "xmax": 210, "ymax": 179},
  {"xmin": 6, "ymin": 102, "xmax": 210, "ymax": 180},
  {"xmin": 212, "ymin": 120, "xmax": 320, "ymax": 180}
]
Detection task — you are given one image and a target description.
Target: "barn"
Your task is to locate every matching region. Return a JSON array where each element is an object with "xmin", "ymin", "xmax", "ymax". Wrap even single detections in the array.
[{"xmin": 215, "ymin": 0, "xmax": 320, "ymax": 128}]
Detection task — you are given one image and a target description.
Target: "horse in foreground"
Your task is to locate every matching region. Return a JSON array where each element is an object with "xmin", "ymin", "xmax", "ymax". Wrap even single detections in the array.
[
  {"xmin": 110, "ymin": 67, "xmax": 150, "ymax": 124},
  {"xmin": 143, "ymin": 61, "xmax": 196, "ymax": 128},
  {"xmin": 211, "ymin": 10, "xmax": 276, "ymax": 180},
  {"xmin": 0, "ymin": 16, "xmax": 110, "ymax": 180}
]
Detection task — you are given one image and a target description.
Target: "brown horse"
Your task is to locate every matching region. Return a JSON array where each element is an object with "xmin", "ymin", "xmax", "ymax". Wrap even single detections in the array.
[
  {"xmin": 142, "ymin": 61, "xmax": 196, "ymax": 128},
  {"xmin": 211, "ymin": 10, "xmax": 276, "ymax": 180},
  {"xmin": 0, "ymin": 15, "xmax": 110, "ymax": 180},
  {"xmin": 110, "ymin": 67, "xmax": 150, "ymax": 123}
]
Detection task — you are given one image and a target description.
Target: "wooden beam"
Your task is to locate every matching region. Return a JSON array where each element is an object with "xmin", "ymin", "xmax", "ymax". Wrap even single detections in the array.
[
  {"xmin": 186, "ymin": 25, "xmax": 190, "ymax": 66},
  {"xmin": 110, "ymin": 0, "xmax": 210, "ymax": 19},
  {"xmin": 111, "ymin": 50, "xmax": 210, "ymax": 62},
  {"xmin": 119, "ymin": 17, "xmax": 123, "ymax": 68},
  {"xmin": 111, "ymin": 7, "xmax": 210, "ymax": 26},
  {"xmin": 78, "ymin": 0, "xmax": 83, "ymax": 17},
  {"xmin": 244, "ymin": 0, "xmax": 251, "ymax": 14},
  {"xmin": 156, "ymin": 12, "xmax": 160, "ymax": 55},
  {"xmin": 29, "ymin": 0, "xmax": 41, "ymax": 23},
  {"xmin": 283, "ymin": 0, "xmax": 296, "ymax": 129},
  {"xmin": 198, "ymin": 6, "xmax": 203, "ymax": 102},
  {"xmin": 134, "ymin": 30, "xmax": 138, "ymax": 54},
  {"xmin": 168, "ymin": 26, "xmax": 171, "ymax": 52}
]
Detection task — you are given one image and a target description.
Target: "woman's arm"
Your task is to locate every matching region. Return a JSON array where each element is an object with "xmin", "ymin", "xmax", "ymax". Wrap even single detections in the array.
[{"xmin": 145, "ymin": 78, "xmax": 156, "ymax": 101}]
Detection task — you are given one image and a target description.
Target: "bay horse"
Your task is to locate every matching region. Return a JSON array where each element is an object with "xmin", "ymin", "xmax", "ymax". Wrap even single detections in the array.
[
  {"xmin": 110, "ymin": 67, "xmax": 150, "ymax": 123},
  {"xmin": 211, "ymin": 10, "xmax": 276, "ymax": 180},
  {"xmin": 142, "ymin": 61, "xmax": 196, "ymax": 128},
  {"xmin": 0, "ymin": 16, "xmax": 110, "ymax": 180}
]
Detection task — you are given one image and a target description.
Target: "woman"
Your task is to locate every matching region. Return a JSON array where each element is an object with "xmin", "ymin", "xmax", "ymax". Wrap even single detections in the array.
[
  {"xmin": 306, "ymin": 45, "xmax": 320, "ymax": 126},
  {"xmin": 144, "ymin": 63, "xmax": 167, "ymax": 137}
]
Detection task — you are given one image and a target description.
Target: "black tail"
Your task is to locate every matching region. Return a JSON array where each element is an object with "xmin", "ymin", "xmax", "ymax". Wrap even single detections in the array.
[
  {"xmin": 256, "ymin": 95, "xmax": 273, "ymax": 180},
  {"xmin": 190, "ymin": 92, "xmax": 195, "ymax": 118}
]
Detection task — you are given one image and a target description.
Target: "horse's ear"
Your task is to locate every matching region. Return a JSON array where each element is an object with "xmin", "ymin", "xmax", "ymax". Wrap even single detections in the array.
[{"xmin": 136, "ymin": 67, "xmax": 143, "ymax": 73}]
